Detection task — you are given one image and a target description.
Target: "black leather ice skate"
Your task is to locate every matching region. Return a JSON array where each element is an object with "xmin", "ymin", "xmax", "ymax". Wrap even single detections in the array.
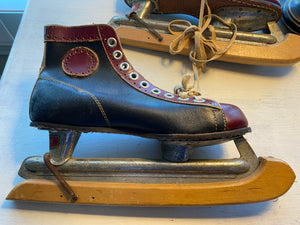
[
  {"xmin": 7, "ymin": 24, "xmax": 295, "ymax": 206},
  {"xmin": 29, "ymin": 24, "xmax": 248, "ymax": 140}
]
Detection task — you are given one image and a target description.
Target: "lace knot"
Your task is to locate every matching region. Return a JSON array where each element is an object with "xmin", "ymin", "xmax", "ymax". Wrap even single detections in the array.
[
  {"xmin": 168, "ymin": 0, "xmax": 237, "ymax": 97},
  {"xmin": 174, "ymin": 74, "xmax": 202, "ymax": 100}
]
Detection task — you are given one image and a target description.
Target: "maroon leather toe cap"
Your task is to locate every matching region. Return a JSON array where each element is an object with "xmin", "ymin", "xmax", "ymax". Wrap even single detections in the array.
[{"xmin": 220, "ymin": 103, "xmax": 248, "ymax": 131}]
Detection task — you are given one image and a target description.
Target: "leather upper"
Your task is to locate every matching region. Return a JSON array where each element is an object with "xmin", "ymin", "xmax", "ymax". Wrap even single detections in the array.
[{"xmin": 30, "ymin": 24, "xmax": 248, "ymax": 134}]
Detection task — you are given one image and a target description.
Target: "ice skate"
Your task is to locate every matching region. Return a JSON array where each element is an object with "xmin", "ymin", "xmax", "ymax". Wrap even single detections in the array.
[
  {"xmin": 109, "ymin": 0, "xmax": 300, "ymax": 66},
  {"xmin": 7, "ymin": 24, "xmax": 295, "ymax": 206}
]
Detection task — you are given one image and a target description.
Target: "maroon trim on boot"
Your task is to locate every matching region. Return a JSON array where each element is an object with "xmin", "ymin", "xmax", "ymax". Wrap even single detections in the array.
[
  {"xmin": 45, "ymin": 25, "xmax": 101, "ymax": 42},
  {"xmin": 45, "ymin": 24, "xmax": 221, "ymax": 108},
  {"xmin": 62, "ymin": 46, "xmax": 99, "ymax": 77},
  {"xmin": 220, "ymin": 103, "xmax": 248, "ymax": 130}
]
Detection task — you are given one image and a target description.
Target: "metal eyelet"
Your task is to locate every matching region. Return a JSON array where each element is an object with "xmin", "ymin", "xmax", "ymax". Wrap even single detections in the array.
[
  {"xmin": 113, "ymin": 50, "xmax": 123, "ymax": 60},
  {"xmin": 178, "ymin": 97, "xmax": 189, "ymax": 101},
  {"xmin": 140, "ymin": 81, "xmax": 150, "ymax": 89},
  {"xmin": 151, "ymin": 88, "xmax": 161, "ymax": 94},
  {"xmin": 164, "ymin": 93, "xmax": 174, "ymax": 98},
  {"xmin": 107, "ymin": 37, "xmax": 117, "ymax": 48},
  {"xmin": 119, "ymin": 62, "xmax": 130, "ymax": 71},
  {"xmin": 193, "ymin": 98, "xmax": 205, "ymax": 103},
  {"xmin": 129, "ymin": 72, "xmax": 139, "ymax": 80}
]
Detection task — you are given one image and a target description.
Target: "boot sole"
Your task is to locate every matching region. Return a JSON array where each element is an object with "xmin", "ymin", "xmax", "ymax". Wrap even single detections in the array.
[{"xmin": 30, "ymin": 121, "xmax": 251, "ymax": 143}]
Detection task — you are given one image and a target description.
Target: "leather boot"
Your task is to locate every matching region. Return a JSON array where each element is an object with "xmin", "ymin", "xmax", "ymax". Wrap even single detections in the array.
[{"xmin": 29, "ymin": 24, "xmax": 249, "ymax": 140}]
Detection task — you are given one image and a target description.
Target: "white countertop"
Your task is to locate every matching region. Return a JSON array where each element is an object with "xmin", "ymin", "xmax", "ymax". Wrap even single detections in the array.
[{"xmin": 0, "ymin": 0, "xmax": 299, "ymax": 224}]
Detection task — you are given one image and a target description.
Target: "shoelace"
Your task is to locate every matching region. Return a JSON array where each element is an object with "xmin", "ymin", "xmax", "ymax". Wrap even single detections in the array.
[{"xmin": 169, "ymin": 0, "xmax": 237, "ymax": 100}]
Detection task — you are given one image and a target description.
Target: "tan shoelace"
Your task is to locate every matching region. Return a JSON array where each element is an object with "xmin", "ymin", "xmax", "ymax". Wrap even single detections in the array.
[{"xmin": 169, "ymin": 0, "xmax": 237, "ymax": 100}]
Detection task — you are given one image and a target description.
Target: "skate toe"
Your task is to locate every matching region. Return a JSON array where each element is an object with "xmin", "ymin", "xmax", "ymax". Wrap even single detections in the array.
[{"xmin": 220, "ymin": 103, "xmax": 248, "ymax": 131}]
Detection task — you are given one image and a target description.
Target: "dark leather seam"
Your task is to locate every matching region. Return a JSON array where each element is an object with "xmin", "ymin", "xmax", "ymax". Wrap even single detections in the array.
[
  {"xmin": 212, "ymin": 110, "xmax": 218, "ymax": 132},
  {"xmin": 221, "ymin": 108, "xmax": 227, "ymax": 131}
]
